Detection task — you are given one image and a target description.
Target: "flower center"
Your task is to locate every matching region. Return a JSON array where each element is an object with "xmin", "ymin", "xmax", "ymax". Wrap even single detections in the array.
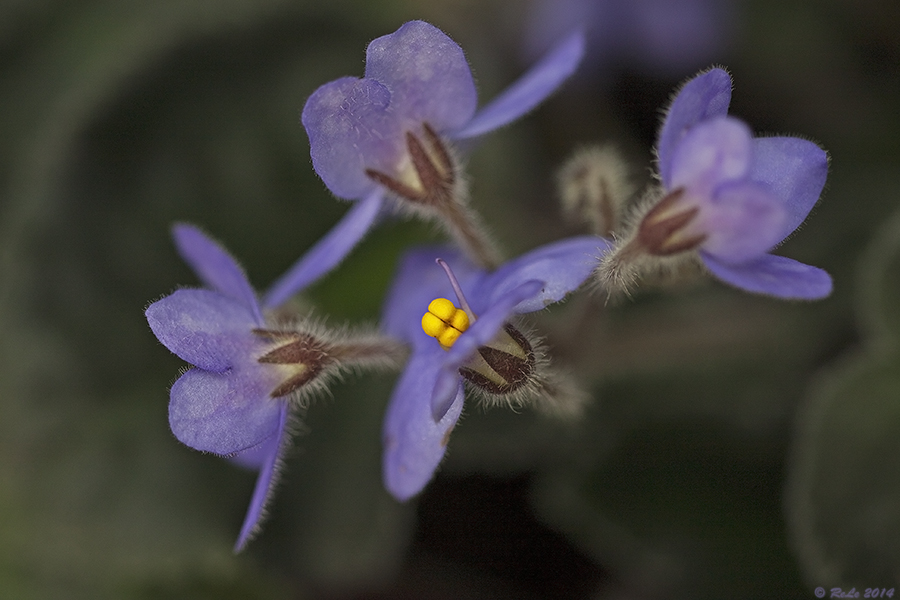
[
  {"xmin": 637, "ymin": 188, "xmax": 708, "ymax": 256},
  {"xmin": 254, "ymin": 325, "xmax": 405, "ymax": 400},
  {"xmin": 365, "ymin": 122, "xmax": 455, "ymax": 208},
  {"xmin": 422, "ymin": 297, "xmax": 470, "ymax": 349},
  {"xmin": 254, "ymin": 329, "xmax": 333, "ymax": 398},
  {"xmin": 420, "ymin": 258, "xmax": 536, "ymax": 396},
  {"xmin": 364, "ymin": 126, "xmax": 501, "ymax": 269}
]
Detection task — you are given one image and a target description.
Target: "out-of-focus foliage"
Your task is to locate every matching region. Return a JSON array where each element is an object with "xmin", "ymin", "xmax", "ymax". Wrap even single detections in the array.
[
  {"xmin": 0, "ymin": 0, "xmax": 898, "ymax": 597},
  {"xmin": 786, "ymin": 206, "xmax": 900, "ymax": 586}
]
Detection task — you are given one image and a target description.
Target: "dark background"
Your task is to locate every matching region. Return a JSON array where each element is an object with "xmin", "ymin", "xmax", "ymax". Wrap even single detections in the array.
[{"xmin": 1, "ymin": 0, "xmax": 899, "ymax": 597}]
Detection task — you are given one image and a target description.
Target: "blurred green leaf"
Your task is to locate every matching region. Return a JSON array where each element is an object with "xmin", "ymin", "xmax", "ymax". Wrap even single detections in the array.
[
  {"xmin": 787, "ymin": 353, "xmax": 900, "ymax": 586},
  {"xmin": 533, "ymin": 410, "xmax": 808, "ymax": 599},
  {"xmin": 786, "ymin": 206, "xmax": 900, "ymax": 586},
  {"xmin": 858, "ymin": 207, "xmax": 900, "ymax": 349}
]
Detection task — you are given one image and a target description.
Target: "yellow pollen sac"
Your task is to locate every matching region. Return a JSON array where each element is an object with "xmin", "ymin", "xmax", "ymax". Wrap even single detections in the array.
[{"xmin": 421, "ymin": 298, "xmax": 470, "ymax": 349}]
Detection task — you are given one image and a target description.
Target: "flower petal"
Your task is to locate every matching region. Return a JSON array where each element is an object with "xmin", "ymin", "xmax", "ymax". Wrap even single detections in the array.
[
  {"xmin": 146, "ymin": 289, "xmax": 261, "ymax": 371},
  {"xmin": 431, "ymin": 279, "xmax": 545, "ymax": 420},
  {"xmin": 750, "ymin": 136, "xmax": 828, "ymax": 241},
  {"xmin": 699, "ymin": 181, "xmax": 787, "ymax": 263},
  {"xmin": 701, "ymin": 252, "xmax": 833, "ymax": 299},
  {"xmin": 657, "ymin": 67, "xmax": 732, "ymax": 184},
  {"xmin": 453, "ymin": 29, "xmax": 585, "ymax": 140},
  {"xmin": 171, "ymin": 224, "xmax": 263, "ymax": 324},
  {"xmin": 521, "ymin": 0, "xmax": 602, "ymax": 69},
  {"xmin": 382, "ymin": 349, "xmax": 465, "ymax": 501},
  {"xmin": 365, "ymin": 20, "xmax": 477, "ymax": 132},
  {"xmin": 668, "ymin": 116, "xmax": 753, "ymax": 193},
  {"xmin": 302, "ymin": 77, "xmax": 401, "ymax": 200},
  {"xmin": 228, "ymin": 438, "xmax": 275, "ymax": 470},
  {"xmin": 480, "ymin": 236, "xmax": 609, "ymax": 314},
  {"xmin": 262, "ymin": 191, "xmax": 385, "ymax": 309},
  {"xmin": 234, "ymin": 403, "xmax": 291, "ymax": 552},
  {"xmin": 381, "ymin": 246, "xmax": 484, "ymax": 346},
  {"xmin": 168, "ymin": 366, "xmax": 283, "ymax": 456}
]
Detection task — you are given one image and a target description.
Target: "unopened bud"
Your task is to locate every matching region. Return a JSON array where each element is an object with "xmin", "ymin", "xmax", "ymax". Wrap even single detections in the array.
[{"xmin": 557, "ymin": 144, "xmax": 635, "ymax": 237}]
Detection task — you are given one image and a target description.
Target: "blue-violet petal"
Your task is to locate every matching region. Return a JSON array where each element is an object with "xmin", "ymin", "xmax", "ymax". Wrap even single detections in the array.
[
  {"xmin": 168, "ymin": 367, "xmax": 283, "ymax": 456},
  {"xmin": 701, "ymin": 252, "xmax": 833, "ymax": 299},
  {"xmin": 657, "ymin": 67, "xmax": 732, "ymax": 184},
  {"xmin": 146, "ymin": 289, "xmax": 261, "ymax": 372},
  {"xmin": 749, "ymin": 136, "xmax": 828, "ymax": 241},
  {"xmin": 382, "ymin": 349, "xmax": 465, "ymax": 501},
  {"xmin": 454, "ymin": 29, "xmax": 585, "ymax": 140}
]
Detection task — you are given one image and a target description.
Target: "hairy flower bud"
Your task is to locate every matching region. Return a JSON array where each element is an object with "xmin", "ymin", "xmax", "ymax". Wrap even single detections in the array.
[{"xmin": 557, "ymin": 144, "xmax": 635, "ymax": 237}]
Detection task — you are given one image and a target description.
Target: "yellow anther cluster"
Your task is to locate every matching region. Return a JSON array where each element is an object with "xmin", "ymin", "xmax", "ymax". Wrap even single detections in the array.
[{"xmin": 421, "ymin": 298, "xmax": 470, "ymax": 349}]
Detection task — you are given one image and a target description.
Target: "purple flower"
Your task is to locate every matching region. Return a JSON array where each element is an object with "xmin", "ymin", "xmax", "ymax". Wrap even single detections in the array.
[
  {"xmin": 304, "ymin": 19, "xmax": 583, "ymax": 201},
  {"xmin": 146, "ymin": 225, "xmax": 292, "ymax": 551},
  {"xmin": 269, "ymin": 20, "xmax": 583, "ymax": 293},
  {"xmin": 601, "ymin": 67, "xmax": 832, "ymax": 300},
  {"xmin": 380, "ymin": 236, "xmax": 610, "ymax": 500},
  {"xmin": 522, "ymin": 0, "xmax": 735, "ymax": 80},
  {"xmin": 146, "ymin": 225, "xmax": 397, "ymax": 551}
]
